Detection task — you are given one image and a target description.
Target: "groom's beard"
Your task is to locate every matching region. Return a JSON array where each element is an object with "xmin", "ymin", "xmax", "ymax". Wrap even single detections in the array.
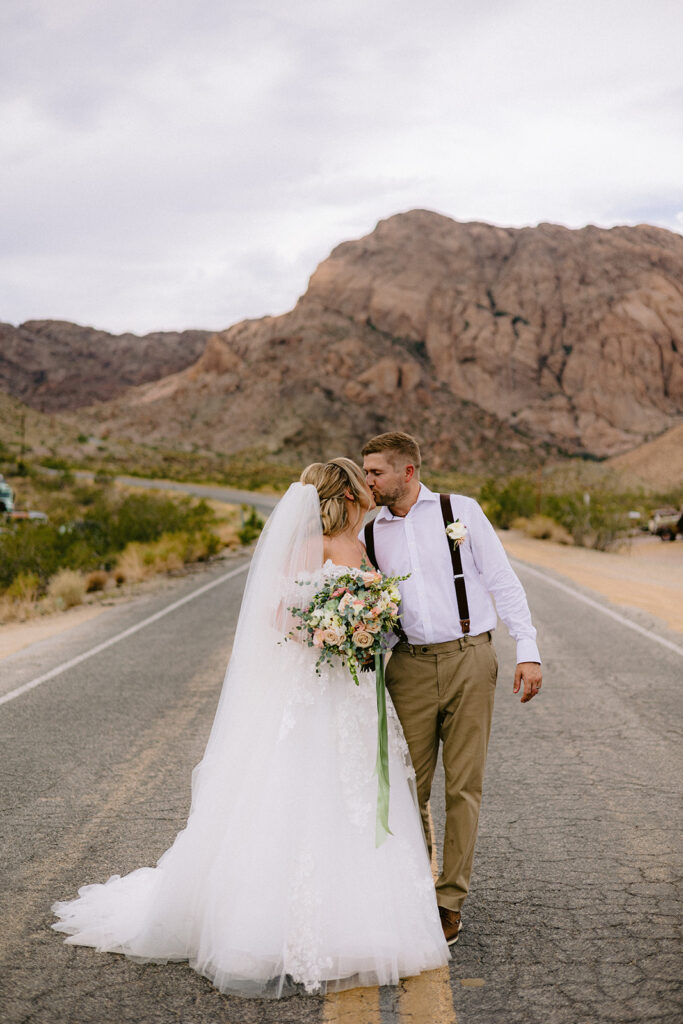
[{"xmin": 370, "ymin": 486, "xmax": 401, "ymax": 507}]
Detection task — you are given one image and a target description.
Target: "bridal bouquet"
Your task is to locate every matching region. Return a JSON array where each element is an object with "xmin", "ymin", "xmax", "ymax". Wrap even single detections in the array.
[
  {"xmin": 288, "ymin": 566, "xmax": 408, "ymax": 845},
  {"xmin": 288, "ymin": 567, "xmax": 406, "ymax": 685}
]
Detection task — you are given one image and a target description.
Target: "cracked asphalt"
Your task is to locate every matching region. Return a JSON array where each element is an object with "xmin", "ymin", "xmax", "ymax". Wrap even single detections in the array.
[{"xmin": 0, "ymin": 550, "xmax": 681, "ymax": 1024}]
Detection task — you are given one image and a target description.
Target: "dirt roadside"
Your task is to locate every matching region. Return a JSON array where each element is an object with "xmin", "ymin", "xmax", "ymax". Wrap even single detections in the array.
[{"xmin": 502, "ymin": 530, "xmax": 683, "ymax": 634}]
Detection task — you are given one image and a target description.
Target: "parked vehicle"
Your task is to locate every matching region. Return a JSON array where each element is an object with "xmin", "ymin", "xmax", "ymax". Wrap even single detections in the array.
[
  {"xmin": 648, "ymin": 507, "xmax": 683, "ymax": 541},
  {"xmin": 9, "ymin": 509, "xmax": 49, "ymax": 523},
  {"xmin": 0, "ymin": 475, "xmax": 14, "ymax": 515}
]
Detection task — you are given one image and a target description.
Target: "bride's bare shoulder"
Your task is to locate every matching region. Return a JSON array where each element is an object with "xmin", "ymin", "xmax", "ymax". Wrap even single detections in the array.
[{"xmin": 323, "ymin": 535, "xmax": 365, "ymax": 570}]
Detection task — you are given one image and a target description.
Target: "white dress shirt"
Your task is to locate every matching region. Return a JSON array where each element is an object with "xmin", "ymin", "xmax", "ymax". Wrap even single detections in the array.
[{"xmin": 362, "ymin": 484, "xmax": 541, "ymax": 664}]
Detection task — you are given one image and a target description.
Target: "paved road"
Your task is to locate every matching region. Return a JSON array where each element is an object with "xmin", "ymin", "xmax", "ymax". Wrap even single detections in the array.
[
  {"xmin": 73, "ymin": 470, "xmax": 281, "ymax": 516},
  {"xmin": 1, "ymin": 551, "xmax": 681, "ymax": 1024}
]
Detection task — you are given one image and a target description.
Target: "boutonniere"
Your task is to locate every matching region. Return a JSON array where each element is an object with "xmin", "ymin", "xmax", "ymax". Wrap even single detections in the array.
[{"xmin": 446, "ymin": 519, "xmax": 467, "ymax": 547}]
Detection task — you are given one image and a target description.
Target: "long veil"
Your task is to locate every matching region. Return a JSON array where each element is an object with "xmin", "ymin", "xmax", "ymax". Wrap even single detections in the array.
[
  {"xmin": 188, "ymin": 481, "xmax": 323, "ymax": 811},
  {"xmin": 198, "ymin": 482, "xmax": 322, "ymax": 759}
]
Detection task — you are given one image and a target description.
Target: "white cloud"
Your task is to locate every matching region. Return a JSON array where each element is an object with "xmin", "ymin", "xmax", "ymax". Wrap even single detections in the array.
[{"xmin": 0, "ymin": 0, "xmax": 681, "ymax": 333}]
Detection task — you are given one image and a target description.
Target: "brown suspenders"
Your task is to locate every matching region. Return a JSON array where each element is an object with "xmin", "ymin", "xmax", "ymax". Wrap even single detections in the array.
[{"xmin": 363, "ymin": 494, "xmax": 471, "ymax": 640}]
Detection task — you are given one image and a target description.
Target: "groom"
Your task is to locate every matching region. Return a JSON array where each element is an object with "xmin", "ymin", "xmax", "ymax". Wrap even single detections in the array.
[{"xmin": 360, "ymin": 432, "xmax": 542, "ymax": 945}]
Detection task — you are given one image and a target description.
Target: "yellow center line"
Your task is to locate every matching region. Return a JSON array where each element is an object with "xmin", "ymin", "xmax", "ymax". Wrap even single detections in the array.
[
  {"xmin": 394, "ymin": 804, "xmax": 457, "ymax": 1024},
  {"xmin": 323, "ymin": 986, "xmax": 381, "ymax": 1023},
  {"xmin": 322, "ymin": 804, "xmax": 458, "ymax": 1024}
]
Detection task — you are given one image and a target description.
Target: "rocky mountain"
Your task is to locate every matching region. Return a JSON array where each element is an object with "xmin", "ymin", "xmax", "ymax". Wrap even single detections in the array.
[
  {"xmin": 607, "ymin": 423, "xmax": 683, "ymax": 491},
  {"xmin": 3, "ymin": 211, "xmax": 682, "ymax": 472},
  {"xmin": 0, "ymin": 320, "xmax": 209, "ymax": 411},
  {"xmin": 302, "ymin": 211, "xmax": 682, "ymax": 456}
]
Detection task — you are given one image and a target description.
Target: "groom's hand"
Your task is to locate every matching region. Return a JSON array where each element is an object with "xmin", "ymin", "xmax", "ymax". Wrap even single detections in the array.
[{"xmin": 514, "ymin": 662, "xmax": 542, "ymax": 703}]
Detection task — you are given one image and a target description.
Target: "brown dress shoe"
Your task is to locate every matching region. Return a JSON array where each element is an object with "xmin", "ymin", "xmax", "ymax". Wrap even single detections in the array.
[{"xmin": 439, "ymin": 906, "xmax": 463, "ymax": 945}]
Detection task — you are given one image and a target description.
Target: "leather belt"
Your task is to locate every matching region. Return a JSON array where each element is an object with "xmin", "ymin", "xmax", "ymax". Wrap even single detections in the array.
[{"xmin": 395, "ymin": 631, "xmax": 492, "ymax": 656}]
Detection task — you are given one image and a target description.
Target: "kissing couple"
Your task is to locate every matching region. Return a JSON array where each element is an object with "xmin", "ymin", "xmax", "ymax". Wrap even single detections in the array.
[{"xmin": 53, "ymin": 431, "xmax": 542, "ymax": 997}]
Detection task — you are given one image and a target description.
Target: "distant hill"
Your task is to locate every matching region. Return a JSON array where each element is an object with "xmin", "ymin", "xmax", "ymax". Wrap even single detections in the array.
[
  {"xmin": 1, "ymin": 211, "xmax": 681, "ymax": 475},
  {"xmin": 0, "ymin": 320, "xmax": 209, "ymax": 411}
]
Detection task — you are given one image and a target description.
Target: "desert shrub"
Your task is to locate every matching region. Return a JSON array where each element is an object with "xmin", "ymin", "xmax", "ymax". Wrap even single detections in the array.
[
  {"xmin": 115, "ymin": 544, "xmax": 152, "ymax": 584},
  {"xmin": 0, "ymin": 523, "xmax": 64, "ymax": 590},
  {"xmin": 47, "ymin": 569, "xmax": 86, "ymax": 609},
  {"xmin": 144, "ymin": 533, "xmax": 187, "ymax": 572},
  {"xmin": 238, "ymin": 508, "xmax": 265, "ymax": 545},
  {"xmin": 89, "ymin": 492, "xmax": 216, "ymax": 551},
  {"xmin": 0, "ymin": 595, "xmax": 36, "ymax": 623},
  {"xmin": 542, "ymin": 491, "xmax": 626, "ymax": 550},
  {"xmin": 192, "ymin": 530, "xmax": 221, "ymax": 561},
  {"xmin": 0, "ymin": 487, "xmax": 219, "ymax": 593},
  {"xmin": 511, "ymin": 515, "xmax": 573, "ymax": 544},
  {"xmin": 214, "ymin": 521, "xmax": 240, "ymax": 549},
  {"xmin": 85, "ymin": 569, "xmax": 109, "ymax": 592},
  {"xmin": 6, "ymin": 571, "xmax": 41, "ymax": 601},
  {"xmin": 480, "ymin": 477, "xmax": 537, "ymax": 529}
]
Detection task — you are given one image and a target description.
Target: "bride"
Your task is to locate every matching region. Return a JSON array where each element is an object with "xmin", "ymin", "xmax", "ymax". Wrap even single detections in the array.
[{"xmin": 52, "ymin": 458, "xmax": 450, "ymax": 997}]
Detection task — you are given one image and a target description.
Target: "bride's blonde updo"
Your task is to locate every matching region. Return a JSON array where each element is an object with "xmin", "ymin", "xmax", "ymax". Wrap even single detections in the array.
[{"xmin": 300, "ymin": 458, "xmax": 370, "ymax": 537}]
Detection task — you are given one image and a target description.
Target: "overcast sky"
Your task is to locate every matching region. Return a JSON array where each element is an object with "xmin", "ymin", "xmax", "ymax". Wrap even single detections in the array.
[{"xmin": 1, "ymin": 0, "xmax": 682, "ymax": 335}]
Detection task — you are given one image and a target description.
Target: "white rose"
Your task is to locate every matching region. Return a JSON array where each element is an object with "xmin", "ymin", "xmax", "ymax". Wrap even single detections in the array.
[
  {"xmin": 446, "ymin": 519, "xmax": 467, "ymax": 545},
  {"xmin": 322, "ymin": 625, "xmax": 345, "ymax": 646}
]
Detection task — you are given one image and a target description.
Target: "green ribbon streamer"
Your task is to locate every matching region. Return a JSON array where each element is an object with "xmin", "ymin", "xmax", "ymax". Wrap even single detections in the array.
[{"xmin": 374, "ymin": 651, "xmax": 393, "ymax": 846}]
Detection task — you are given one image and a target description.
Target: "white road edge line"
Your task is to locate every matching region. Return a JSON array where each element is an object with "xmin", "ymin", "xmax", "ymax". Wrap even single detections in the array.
[
  {"xmin": 511, "ymin": 558, "xmax": 683, "ymax": 658},
  {"xmin": 0, "ymin": 562, "xmax": 251, "ymax": 709}
]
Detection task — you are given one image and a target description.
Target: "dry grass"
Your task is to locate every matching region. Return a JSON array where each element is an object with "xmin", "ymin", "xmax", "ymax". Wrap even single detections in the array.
[
  {"xmin": 511, "ymin": 515, "xmax": 573, "ymax": 545},
  {"xmin": 115, "ymin": 529, "xmax": 222, "ymax": 582},
  {"xmin": 0, "ymin": 594, "xmax": 37, "ymax": 624},
  {"xmin": 115, "ymin": 544, "xmax": 154, "ymax": 584},
  {"xmin": 85, "ymin": 569, "xmax": 109, "ymax": 592},
  {"xmin": 0, "ymin": 571, "xmax": 41, "ymax": 623},
  {"xmin": 47, "ymin": 569, "xmax": 87, "ymax": 610},
  {"xmin": 214, "ymin": 521, "xmax": 241, "ymax": 548}
]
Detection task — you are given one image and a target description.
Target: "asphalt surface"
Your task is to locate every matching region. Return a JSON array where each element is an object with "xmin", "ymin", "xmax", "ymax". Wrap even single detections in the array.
[
  {"xmin": 0, "ymin": 549, "xmax": 681, "ymax": 1024},
  {"xmin": 76, "ymin": 471, "xmax": 281, "ymax": 516}
]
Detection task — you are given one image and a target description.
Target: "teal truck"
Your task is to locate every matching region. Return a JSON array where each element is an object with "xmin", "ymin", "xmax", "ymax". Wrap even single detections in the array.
[{"xmin": 0, "ymin": 475, "xmax": 14, "ymax": 515}]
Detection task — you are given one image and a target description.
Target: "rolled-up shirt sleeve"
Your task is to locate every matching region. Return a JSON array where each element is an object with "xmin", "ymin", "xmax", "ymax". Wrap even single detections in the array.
[{"xmin": 465, "ymin": 497, "xmax": 541, "ymax": 664}]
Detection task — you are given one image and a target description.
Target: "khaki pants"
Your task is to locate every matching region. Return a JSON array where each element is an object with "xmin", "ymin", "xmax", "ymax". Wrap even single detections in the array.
[{"xmin": 386, "ymin": 633, "xmax": 497, "ymax": 912}]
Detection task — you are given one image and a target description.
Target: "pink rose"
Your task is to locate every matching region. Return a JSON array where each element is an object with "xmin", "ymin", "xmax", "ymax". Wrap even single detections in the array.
[
  {"xmin": 361, "ymin": 570, "xmax": 382, "ymax": 585},
  {"xmin": 312, "ymin": 629, "xmax": 325, "ymax": 648}
]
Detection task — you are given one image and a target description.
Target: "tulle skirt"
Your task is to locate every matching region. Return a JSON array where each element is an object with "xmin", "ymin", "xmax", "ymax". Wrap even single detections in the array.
[{"xmin": 52, "ymin": 641, "xmax": 449, "ymax": 996}]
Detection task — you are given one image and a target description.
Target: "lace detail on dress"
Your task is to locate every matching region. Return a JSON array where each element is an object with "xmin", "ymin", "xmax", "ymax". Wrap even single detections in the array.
[
  {"xmin": 277, "ymin": 642, "xmax": 329, "ymax": 743},
  {"xmin": 284, "ymin": 845, "xmax": 333, "ymax": 993},
  {"xmin": 393, "ymin": 834, "xmax": 438, "ymax": 902},
  {"xmin": 335, "ymin": 673, "xmax": 377, "ymax": 832}
]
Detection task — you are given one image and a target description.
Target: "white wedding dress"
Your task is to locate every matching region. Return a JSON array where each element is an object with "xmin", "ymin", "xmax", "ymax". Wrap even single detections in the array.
[{"xmin": 52, "ymin": 484, "xmax": 449, "ymax": 997}]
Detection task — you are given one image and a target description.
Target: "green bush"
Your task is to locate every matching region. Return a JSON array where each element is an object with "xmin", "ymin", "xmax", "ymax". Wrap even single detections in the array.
[
  {"xmin": 0, "ymin": 489, "xmax": 218, "ymax": 593},
  {"xmin": 237, "ymin": 507, "xmax": 264, "ymax": 545},
  {"xmin": 480, "ymin": 477, "xmax": 537, "ymax": 529},
  {"xmin": 543, "ymin": 491, "xmax": 626, "ymax": 550},
  {"xmin": 6, "ymin": 571, "xmax": 40, "ymax": 601}
]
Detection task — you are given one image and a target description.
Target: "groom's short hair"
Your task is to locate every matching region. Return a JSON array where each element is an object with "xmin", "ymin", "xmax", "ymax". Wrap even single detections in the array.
[{"xmin": 361, "ymin": 432, "xmax": 421, "ymax": 472}]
